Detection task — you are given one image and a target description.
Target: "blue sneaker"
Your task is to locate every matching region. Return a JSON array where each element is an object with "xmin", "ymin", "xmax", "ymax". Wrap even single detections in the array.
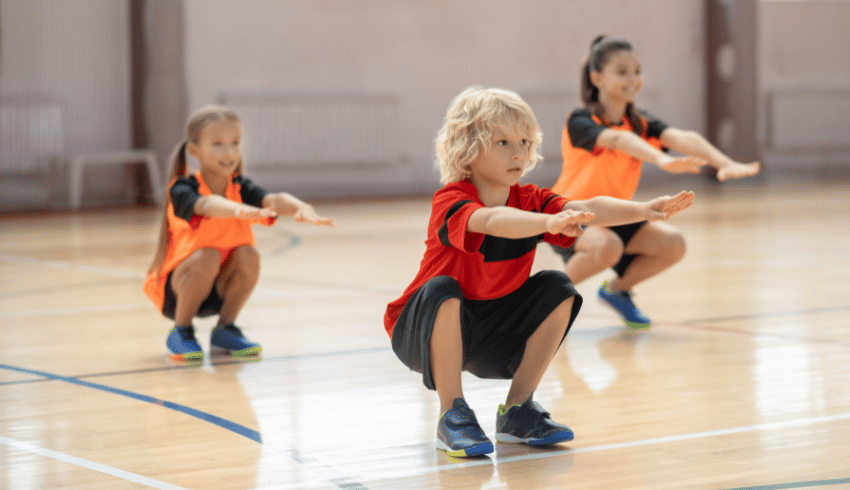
[
  {"xmin": 210, "ymin": 324, "xmax": 262, "ymax": 356},
  {"xmin": 598, "ymin": 280, "xmax": 651, "ymax": 329},
  {"xmin": 436, "ymin": 398, "xmax": 494, "ymax": 457},
  {"xmin": 495, "ymin": 396, "xmax": 574, "ymax": 446},
  {"xmin": 166, "ymin": 326, "xmax": 203, "ymax": 361}
]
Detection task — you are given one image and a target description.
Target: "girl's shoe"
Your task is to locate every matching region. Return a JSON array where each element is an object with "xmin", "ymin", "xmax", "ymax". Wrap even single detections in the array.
[
  {"xmin": 210, "ymin": 324, "xmax": 262, "ymax": 356},
  {"xmin": 598, "ymin": 280, "xmax": 651, "ymax": 329},
  {"xmin": 166, "ymin": 326, "xmax": 204, "ymax": 361}
]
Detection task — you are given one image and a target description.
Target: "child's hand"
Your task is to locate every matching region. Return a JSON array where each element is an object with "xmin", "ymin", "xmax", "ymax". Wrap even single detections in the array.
[
  {"xmin": 294, "ymin": 204, "xmax": 337, "ymax": 227},
  {"xmin": 658, "ymin": 155, "xmax": 707, "ymax": 174},
  {"xmin": 546, "ymin": 210, "xmax": 595, "ymax": 237},
  {"xmin": 644, "ymin": 191, "xmax": 695, "ymax": 221},
  {"xmin": 717, "ymin": 161, "xmax": 760, "ymax": 181},
  {"xmin": 235, "ymin": 204, "xmax": 277, "ymax": 220}
]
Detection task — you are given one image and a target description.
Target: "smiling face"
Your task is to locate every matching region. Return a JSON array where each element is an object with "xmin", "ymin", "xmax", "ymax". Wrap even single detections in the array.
[
  {"xmin": 187, "ymin": 119, "xmax": 244, "ymax": 179},
  {"xmin": 468, "ymin": 125, "xmax": 532, "ymax": 190},
  {"xmin": 591, "ymin": 49, "xmax": 644, "ymax": 106}
]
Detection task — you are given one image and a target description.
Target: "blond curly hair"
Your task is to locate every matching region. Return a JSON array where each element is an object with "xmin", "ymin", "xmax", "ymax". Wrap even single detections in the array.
[{"xmin": 435, "ymin": 86, "xmax": 542, "ymax": 184}]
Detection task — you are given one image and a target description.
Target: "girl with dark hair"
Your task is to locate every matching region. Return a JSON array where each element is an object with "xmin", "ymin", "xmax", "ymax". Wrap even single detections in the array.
[{"xmin": 550, "ymin": 36, "xmax": 759, "ymax": 329}]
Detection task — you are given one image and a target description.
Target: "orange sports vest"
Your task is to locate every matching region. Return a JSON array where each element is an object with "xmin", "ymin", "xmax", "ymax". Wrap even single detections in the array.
[
  {"xmin": 551, "ymin": 114, "xmax": 663, "ymax": 201},
  {"xmin": 143, "ymin": 172, "xmax": 275, "ymax": 311}
]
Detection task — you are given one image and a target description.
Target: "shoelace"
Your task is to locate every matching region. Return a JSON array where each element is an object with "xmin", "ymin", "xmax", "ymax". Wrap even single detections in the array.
[
  {"xmin": 220, "ymin": 324, "xmax": 243, "ymax": 335},
  {"xmin": 610, "ymin": 289, "xmax": 634, "ymax": 299},
  {"xmin": 177, "ymin": 327, "xmax": 197, "ymax": 342}
]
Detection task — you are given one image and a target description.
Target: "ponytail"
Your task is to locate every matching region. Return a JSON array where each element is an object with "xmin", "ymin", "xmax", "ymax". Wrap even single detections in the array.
[
  {"xmin": 148, "ymin": 139, "xmax": 189, "ymax": 275},
  {"xmin": 147, "ymin": 105, "xmax": 242, "ymax": 276},
  {"xmin": 580, "ymin": 35, "xmax": 644, "ymax": 137},
  {"xmin": 624, "ymin": 103, "xmax": 646, "ymax": 138}
]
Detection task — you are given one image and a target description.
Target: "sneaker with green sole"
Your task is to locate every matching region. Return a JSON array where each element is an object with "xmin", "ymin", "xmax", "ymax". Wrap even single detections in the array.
[
  {"xmin": 598, "ymin": 280, "xmax": 651, "ymax": 329},
  {"xmin": 166, "ymin": 326, "xmax": 204, "ymax": 361},
  {"xmin": 210, "ymin": 324, "xmax": 262, "ymax": 356}
]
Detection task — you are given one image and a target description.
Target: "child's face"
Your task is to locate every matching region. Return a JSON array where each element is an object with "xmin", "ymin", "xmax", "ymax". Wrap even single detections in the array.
[
  {"xmin": 469, "ymin": 126, "xmax": 531, "ymax": 189},
  {"xmin": 592, "ymin": 50, "xmax": 643, "ymax": 105},
  {"xmin": 189, "ymin": 120, "xmax": 243, "ymax": 178}
]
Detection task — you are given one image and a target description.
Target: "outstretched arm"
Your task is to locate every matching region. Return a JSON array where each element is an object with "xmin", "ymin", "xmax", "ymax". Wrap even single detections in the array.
[
  {"xmin": 660, "ymin": 127, "xmax": 760, "ymax": 181},
  {"xmin": 563, "ymin": 190, "xmax": 695, "ymax": 227},
  {"xmin": 467, "ymin": 206, "xmax": 596, "ymax": 239},
  {"xmin": 597, "ymin": 128, "xmax": 707, "ymax": 174},
  {"xmin": 262, "ymin": 193, "xmax": 336, "ymax": 227},
  {"xmin": 194, "ymin": 194, "xmax": 277, "ymax": 220}
]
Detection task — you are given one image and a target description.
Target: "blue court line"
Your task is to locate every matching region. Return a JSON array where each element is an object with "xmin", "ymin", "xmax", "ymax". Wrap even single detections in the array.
[
  {"xmin": 722, "ymin": 477, "xmax": 850, "ymax": 489},
  {"xmin": 0, "ymin": 346, "xmax": 393, "ymax": 386},
  {"xmin": 0, "ymin": 362, "xmax": 370, "ymax": 490},
  {"xmin": 3, "ymin": 298, "xmax": 848, "ymax": 389},
  {"xmin": 0, "ymin": 363, "xmax": 262, "ymax": 443}
]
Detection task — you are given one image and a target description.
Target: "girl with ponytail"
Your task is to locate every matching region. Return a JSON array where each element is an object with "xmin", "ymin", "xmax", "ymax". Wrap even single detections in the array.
[
  {"xmin": 144, "ymin": 105, "xmax": 336, "ymax": 360},
  {"xmin": 550, "ymin": 36, "xmax": 760, "ymax": 330}
]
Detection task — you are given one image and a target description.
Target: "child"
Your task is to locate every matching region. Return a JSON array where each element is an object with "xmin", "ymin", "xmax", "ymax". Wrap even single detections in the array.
[
  {"xmin": 384, "ymin": 86, "xmax": 694, "ymax": 457},
  {"xmin": 550, "ymin": 35, "xmax": 760, "ymax": 329},
  {"xmin": 144, "ymin": 105, "xmax": 336, "ymax": 361}
]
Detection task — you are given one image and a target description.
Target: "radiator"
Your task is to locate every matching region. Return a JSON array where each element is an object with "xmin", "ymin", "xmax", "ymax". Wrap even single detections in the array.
[
  {"xmin": 0, "ymin": 101, "xmax": 65, "ymax": 175},
  {"xmin": 220, "ymin": 93, "xmax": 401, "ymax": 167}
]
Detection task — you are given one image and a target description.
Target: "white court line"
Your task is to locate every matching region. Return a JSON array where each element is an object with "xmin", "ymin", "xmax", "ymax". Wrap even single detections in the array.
[
  {"xmin": 367, "ymin": 411, "xmax": 850, "ymax": 481},
  {"xmin": 0, "ymin": 435, "xmax": 191, "ymax": 490}
]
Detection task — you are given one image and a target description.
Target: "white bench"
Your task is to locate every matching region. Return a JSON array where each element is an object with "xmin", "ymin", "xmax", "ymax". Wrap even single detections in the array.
[{"xmin": 69, "ymin": 150, "xmax": 163, "ymax": 209}]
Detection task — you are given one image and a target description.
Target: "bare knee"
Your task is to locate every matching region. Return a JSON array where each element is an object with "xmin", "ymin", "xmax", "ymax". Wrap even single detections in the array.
[
  {"xmin": 662, "ymin": 231, "xmax": 687, "ymax": 264},
  {"xmin": 594, "ymin": 231, "xmax": 625, "ymax": 269},
  {"xmin": 177, "ymin": 248, "xmax": 221, "ymax": 285},
  {"xmin": 231, "ymin": 245, "xmax": 261, "ymax": 278}
]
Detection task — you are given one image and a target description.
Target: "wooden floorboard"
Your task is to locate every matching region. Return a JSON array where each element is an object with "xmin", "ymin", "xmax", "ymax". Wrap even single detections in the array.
[{"xmin": 1, "ymin": 179, "xmax": 849, "ymax": 489}]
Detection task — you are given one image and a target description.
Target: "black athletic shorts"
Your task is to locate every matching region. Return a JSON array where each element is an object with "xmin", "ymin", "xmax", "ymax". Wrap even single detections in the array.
[
  {"xmin": 161, "ymin": 270, "xmax": 223, "ymax": 320},
  {"xmin": 549, "ymin": 221, "xmax": 648, "ymax": 277},
  {"xmin": 390, "ymin": 270, "xmax": 583, "ymax": 390}
]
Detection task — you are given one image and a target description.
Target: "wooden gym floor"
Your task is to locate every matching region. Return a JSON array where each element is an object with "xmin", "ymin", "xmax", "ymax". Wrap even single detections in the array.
[{"xmin": 1, "ymin": 176, "xmax": 849, "ymax": 489}]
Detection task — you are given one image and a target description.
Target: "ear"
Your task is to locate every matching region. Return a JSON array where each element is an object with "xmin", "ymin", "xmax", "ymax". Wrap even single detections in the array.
[
  {"xmin": 186, "ymin": 141, "xmax": 200, "ymax": 160},
  {"xmin": 589, "ymin": 70, "xmax": 602, "ymax": 88}
]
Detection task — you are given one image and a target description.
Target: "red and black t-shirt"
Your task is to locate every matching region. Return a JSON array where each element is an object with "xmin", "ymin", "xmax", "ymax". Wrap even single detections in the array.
[{"xmin": 383, "ymin": 180, "xmax": 576, "ymax": 337}]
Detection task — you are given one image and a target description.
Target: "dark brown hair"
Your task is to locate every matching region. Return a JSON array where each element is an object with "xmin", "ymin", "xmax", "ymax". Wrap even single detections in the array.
[{"xmin": 580, "ymin": 35, "xmax": 645, "ymax": 137}]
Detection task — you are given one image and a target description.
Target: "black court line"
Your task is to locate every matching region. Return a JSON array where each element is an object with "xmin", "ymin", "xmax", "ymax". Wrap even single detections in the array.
[
  {"xmin": 0, "ymin": 346, "xmax": 393, "ymax": 386},
  {"xmin": 681, "ymin": 305, "xmax": 850, "ymax": 325},
  {"xmin": 0, "ymin": 362, "xmax": 371, "ymax": 490},
  {"xmin": 669, "ymin": 321, "xmax": 850, "ymax": 347},
  {"xmin": 668, "ymin": 304, "xmax": 850, "ymax": 347},
  {"xmin": 4, "ymin": 303, "xmax": 849, "ymax": 388},
  {"xmin": 721, "ymin": 477, "xmax": 850, "ymax": 490}
]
